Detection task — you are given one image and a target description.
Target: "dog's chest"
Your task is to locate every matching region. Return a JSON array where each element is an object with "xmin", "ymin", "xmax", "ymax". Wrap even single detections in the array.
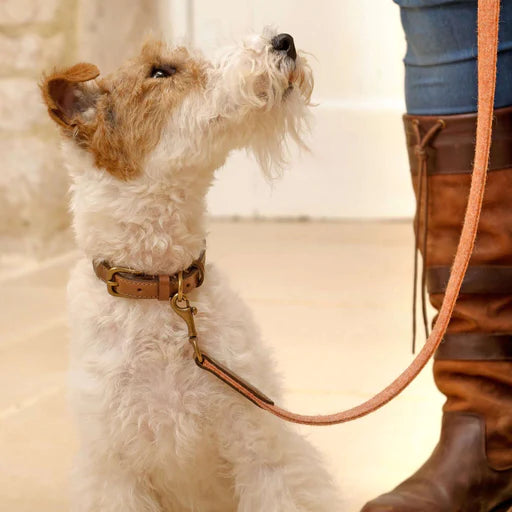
[{"xmin": 68, "ymin": 262, "xmax": 214, "ymax": 455}]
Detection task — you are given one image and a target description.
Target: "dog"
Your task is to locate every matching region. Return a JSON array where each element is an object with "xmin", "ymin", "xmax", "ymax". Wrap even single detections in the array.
[{"xmin": 41, "ymin": 29, "xmax": 340, "ymax": 511}]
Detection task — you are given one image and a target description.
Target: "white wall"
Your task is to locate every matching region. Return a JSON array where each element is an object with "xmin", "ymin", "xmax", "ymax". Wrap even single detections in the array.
[{"xmin": 169, "ymin": 0, "xmax": 412, "ymax": 219}]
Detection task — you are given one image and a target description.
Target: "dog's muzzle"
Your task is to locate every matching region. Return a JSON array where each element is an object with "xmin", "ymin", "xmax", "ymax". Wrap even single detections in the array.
[{"xmin": 271, "ymin": 33, "xmax": 296, "ymax": 61}]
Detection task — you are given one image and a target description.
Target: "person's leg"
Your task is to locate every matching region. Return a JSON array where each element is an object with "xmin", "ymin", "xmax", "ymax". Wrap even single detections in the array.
[
  {"xmin": 400, "ymin": 0, "xmax": 512, "ymax": 115},
  {"xmin": 362, "ymin": 2, "xmax": 512, "ymax": 511}
]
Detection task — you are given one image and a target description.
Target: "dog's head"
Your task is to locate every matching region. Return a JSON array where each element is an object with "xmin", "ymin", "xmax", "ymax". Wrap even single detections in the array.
[{"xmin": 41, "ymin": 29, "xmax": 313, "ymax": 183}]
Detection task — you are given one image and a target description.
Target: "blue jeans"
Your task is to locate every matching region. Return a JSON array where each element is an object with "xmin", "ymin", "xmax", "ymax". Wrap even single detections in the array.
[{"xmin": 394, "ymin": 0, "xmax": 512, "ymax": 114}]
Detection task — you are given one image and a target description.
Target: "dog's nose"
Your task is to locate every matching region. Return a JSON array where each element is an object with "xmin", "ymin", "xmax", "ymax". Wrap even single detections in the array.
[{"xmin": 271, "ymin": 33, "xmax": 296, "ymax": 61}]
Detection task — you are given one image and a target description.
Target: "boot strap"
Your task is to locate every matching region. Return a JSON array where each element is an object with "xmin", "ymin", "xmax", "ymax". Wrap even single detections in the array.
[
  {"xmin": 427, "ymin": 266, "xmax": 512, "ymax": 294},
  {"xmin": 436, "ymin": 333, "xmax": 512, "ymax": 361},
  {"xmin": 427, "ymin": 266, "xmax": 512, "ymax": 360},
  {"xmin": 404, "ymin": 106, "xmax": 512, "ymax": 176}
]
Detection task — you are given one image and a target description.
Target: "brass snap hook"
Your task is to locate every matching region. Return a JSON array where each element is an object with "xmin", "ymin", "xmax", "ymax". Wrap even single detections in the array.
[
  {"xmin": 170, "ymin": 293, "xmax": 203, "ymax": 363},
  {"xmin": 177, "ymin": 271, "xmax": 184, "ymax": 302}
]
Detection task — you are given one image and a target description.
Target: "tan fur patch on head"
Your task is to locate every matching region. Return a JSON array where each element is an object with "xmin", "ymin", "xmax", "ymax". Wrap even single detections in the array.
[{"xmin": 41, "ymin": 39, "xmax": 206, "ymax": 180}]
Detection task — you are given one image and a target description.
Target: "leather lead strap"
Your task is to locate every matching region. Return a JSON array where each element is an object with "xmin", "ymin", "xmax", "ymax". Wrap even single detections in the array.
[{"xmin": 196, "ymin": 0, "xmax": 501, "ymax": 425}]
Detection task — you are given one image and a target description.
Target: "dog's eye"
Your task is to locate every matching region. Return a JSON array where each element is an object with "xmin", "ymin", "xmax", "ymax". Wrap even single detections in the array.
[{"xmin": 150, "ymin": 65, "xmax": 177, "ymax": 78}]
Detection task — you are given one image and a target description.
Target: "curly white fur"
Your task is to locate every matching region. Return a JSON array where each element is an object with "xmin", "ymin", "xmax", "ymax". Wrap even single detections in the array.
[{"xmin": 62, "ymin": 30, "xmax": 340, "ymax": 512}]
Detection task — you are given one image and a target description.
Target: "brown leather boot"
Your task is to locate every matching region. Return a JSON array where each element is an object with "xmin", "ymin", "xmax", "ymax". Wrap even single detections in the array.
[{"xmin": 361, "ymin": 107, "xmax": 512, "ymax": 512}]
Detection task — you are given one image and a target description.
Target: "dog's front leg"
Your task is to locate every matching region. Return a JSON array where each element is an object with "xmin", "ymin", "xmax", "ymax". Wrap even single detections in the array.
[
  {"xmin": 216, "ymin": 400, "xmax": 341, "ymax": 512},
  {"xmin": 71, "ymin": 453, "xmax": 164, "ymax": 512}
]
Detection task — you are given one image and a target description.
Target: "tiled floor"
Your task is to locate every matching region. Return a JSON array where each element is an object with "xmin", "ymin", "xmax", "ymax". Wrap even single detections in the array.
[{"xmin": 0, "ymin": 220, "xmax": 445, "ymax": 512}]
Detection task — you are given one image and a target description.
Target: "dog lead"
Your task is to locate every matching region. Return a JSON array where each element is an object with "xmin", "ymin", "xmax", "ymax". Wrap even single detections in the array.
[{"xmin": 95, "ymin": 0, "xmax": 500, "ymax": 426}]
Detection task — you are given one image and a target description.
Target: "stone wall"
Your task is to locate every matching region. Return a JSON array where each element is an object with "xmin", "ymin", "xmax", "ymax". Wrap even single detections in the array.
[
  {"xmin": 0, "ymin": 0, "xmax": 78, "ymax": 257},
  {"xmin": 0, "ymin": 0, "xmax": 165, "ymax": 259}
]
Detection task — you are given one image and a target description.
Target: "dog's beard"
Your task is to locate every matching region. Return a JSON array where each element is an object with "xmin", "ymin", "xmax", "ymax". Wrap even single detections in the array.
[
  {"xmin": 248, "ymin": 82, "xmax": 312, "ymax": 179},
  {"xmin": 247, "ymin": 52, "xmax": 313, "ymax": 179}
]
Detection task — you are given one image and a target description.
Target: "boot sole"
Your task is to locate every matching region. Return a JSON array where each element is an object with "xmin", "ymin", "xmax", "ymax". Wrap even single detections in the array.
[{"xmin": 490, "ymin": 500, "xmax": 512, "ymax": 512}]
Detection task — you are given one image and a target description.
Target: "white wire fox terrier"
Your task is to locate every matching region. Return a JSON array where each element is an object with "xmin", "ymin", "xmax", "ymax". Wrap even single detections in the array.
[{"xmin": 41, "ymin": 29, "xmax": 341, "ymax": 511}]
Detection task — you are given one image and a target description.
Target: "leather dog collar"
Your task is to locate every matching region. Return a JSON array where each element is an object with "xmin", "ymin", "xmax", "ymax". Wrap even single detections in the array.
[{"xmin": 93, "ymin": 250, "xmax": 205, "ymax": 300}]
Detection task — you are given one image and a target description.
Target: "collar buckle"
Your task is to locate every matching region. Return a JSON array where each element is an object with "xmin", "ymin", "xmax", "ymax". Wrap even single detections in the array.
[{"xmin": 105, "ymin": 265, "xmax": 145, "ymax": 297}]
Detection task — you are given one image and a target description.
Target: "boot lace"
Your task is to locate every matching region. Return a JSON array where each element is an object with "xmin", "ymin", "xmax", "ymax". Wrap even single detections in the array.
[{"xmin": 411, "ymin": 119, "xmax": 445, "ymax": 353}]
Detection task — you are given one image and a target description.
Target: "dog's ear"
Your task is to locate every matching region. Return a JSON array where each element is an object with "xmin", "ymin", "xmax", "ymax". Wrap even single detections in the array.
[{"xmin": 40, "ymin": 63, "xmax": 101, "ymax": 130}]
